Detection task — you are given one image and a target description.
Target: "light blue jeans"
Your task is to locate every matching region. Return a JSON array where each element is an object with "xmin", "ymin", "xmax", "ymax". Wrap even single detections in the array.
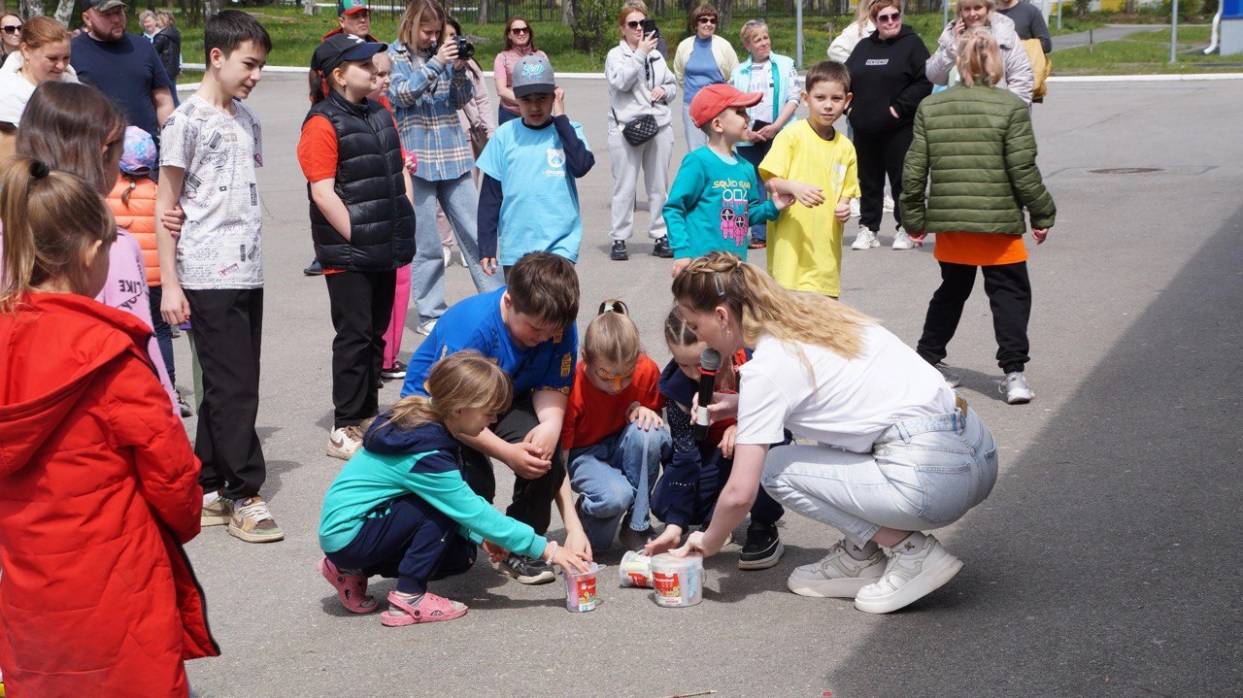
[
  {"xmin": 411, "ymin": 174, "xmax": 501, "ymax": 323},
  {"xmin": 569, "ymin": 422, "xmax": 672, "ymax": 551},
  {"xmin": 761, "ymin": 407, "xmax": 997, "ymax": 548}
]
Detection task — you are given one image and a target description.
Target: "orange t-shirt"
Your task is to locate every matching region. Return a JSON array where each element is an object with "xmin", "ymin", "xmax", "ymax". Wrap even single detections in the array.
[
  {"xmin": 933, "ymin": 232, "xmax": 1028, "ymax": 266},
  {"xmin": 560, "ymin": 354, "xmax": 665, "ymax": 451}
]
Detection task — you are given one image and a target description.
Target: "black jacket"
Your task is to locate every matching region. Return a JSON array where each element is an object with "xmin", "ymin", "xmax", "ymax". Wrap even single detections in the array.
[
  {"xmin": 844, "ymin": 25, "xmax": 932, "ymax": 135},
  {"xmin": 153, "ymin": 26, "xmax": 181, "ymax": 79},
  {"xmin": 305, "ymin": 92, "xmax": 416, "ymax": 272}
]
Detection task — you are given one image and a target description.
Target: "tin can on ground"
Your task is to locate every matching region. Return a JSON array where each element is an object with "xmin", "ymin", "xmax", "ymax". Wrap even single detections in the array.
[
  {"xmin": 650, "ymin": 553, "xmax": 703, "ymax": 607},
  {"xmin": 619, "ymin": 550, "xmax": 654, "ymax": 588},
  {"xmin": 564, "ymin": 562, "xmax": 604, "ymax": 612}
]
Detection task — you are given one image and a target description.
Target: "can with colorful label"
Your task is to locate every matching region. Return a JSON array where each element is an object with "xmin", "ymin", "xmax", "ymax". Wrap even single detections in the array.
[{"xmin": 650, "ymin": 553, "xmax": 703, "ymax": 607}]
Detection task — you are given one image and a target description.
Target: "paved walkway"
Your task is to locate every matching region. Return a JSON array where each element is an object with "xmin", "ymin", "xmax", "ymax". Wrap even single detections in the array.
[{"xmin": 1052, "ymin": 22, "xmax": 1171, "ymax": 51}]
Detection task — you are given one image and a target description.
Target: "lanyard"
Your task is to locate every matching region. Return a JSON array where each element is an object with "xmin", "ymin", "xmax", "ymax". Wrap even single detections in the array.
[{"xmin": 745, "ymin": 60, "xmax": 782, "ymax": 123}]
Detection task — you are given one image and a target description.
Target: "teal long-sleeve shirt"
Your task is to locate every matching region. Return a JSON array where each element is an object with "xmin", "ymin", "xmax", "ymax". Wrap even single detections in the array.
[
  {"xmin": 318, "ymin": 421, "xmax": 546, "ymax": 560},
  {"xmin": 664, "ymin": 146, "xmax": 780, "ymax": 260}
]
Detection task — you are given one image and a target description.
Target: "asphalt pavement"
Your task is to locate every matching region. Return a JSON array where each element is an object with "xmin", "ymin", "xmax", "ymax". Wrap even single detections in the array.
[{"xmin": 179, "ymin": 74, "xmax": 1243, "ymax": 697}]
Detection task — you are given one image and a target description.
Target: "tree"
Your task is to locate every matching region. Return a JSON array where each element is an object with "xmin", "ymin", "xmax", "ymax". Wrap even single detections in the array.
[
  {"xmin": 52, "ymin": 0, "xmax": 74, "ymax": 25},
  {"xmin": 20, "ymin": 0, "xmax": 46, "ymax": 18},
  {"xmin": 568, "ymin": 0, "xmax": 614, "ymax": 51}
]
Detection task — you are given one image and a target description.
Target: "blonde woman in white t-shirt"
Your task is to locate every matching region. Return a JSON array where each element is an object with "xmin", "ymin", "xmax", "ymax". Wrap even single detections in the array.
[{"xmin": 666, "ymin": 252, "xmax": 998, "ymax": 614}]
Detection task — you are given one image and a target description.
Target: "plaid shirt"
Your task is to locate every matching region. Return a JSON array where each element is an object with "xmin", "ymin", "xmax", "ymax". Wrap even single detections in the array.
[{"xmin": 387, "ymin": 41, "xmax": 475, "ymax": 182}]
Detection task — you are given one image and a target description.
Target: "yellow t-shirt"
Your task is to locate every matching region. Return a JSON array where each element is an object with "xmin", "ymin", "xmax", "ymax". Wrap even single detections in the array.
[{"xmin": 759, "ymin": 120, "xmax": 861, "ymax": 297}]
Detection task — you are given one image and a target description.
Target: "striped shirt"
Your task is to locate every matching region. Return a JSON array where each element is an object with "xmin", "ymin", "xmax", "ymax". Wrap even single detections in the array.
[{"xmin": 387, "ymin": 41, "xmax": 475, "ymax": 182}]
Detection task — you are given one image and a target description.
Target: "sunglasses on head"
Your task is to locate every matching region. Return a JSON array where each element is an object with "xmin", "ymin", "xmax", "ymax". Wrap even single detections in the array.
[
  {"xmin": 876, "ymin": 10, "xmax": 901, "ymax": 22},
  {"xmin": 1, "ymin": 24, "xmax": 21, "ymax": 33},
  {"xmin": 697, "ymin": 16, "xmax": 717, "ymax": 24},
  {"xmin": 510, "ymin": 26, "xmax": 530, "ymax": 34}
]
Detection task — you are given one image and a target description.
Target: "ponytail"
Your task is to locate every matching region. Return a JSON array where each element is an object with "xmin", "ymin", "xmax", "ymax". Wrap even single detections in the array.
[
  {"xmin": 308, "ymin": 68, "xmax": 331, "ymax": 104},
  {"xmin": 584, "ymin": 298, "xmax": 640, "ymax": 368},
  {"xmin": 0, "ymin": 158, "xmax": 117, "ymax": 312}
]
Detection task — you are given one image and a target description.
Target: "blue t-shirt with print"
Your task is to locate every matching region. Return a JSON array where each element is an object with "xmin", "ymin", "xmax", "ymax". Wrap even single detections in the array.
[
  {"xmin": 475, "ymin": 118, "xmax": 590, "ymax": 266},
  {"xmin": 400, "ymin": 287, "xmax": 578, "ymax": 398}
]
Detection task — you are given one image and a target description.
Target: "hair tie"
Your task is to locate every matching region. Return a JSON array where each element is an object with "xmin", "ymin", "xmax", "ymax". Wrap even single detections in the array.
[{"xmin": 29, "ymin": 160, "xmax": 50, "ymax": 180}]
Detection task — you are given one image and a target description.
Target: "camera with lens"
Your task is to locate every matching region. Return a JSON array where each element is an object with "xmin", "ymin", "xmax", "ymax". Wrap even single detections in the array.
[
  {"xmin": 640, "ymin": 18, "xmax": 660, "ymax": 40},
  {"xmin": 450, "ymin": 34, "xmax": 474, "ymax": 60}
]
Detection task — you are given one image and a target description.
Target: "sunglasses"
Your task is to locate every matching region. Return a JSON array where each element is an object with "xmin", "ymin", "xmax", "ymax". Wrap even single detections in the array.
[
  {"xmin": 1, "ymin": 25, "xmax": 21, "ymax": 33},
  {"xmin": 876, "ymin": 11, "xmax": 901, "ymax": 22},
  {"xmin": 625, "ymin": 20, "xmax": 644, "ymax": 28},
  {"xmin": 697, "ymin": 16, "xmax": 717, "ymax": 24},
  {"xmin": 510, "ymin": 26, "xmax": 530, "ymax": 34}
]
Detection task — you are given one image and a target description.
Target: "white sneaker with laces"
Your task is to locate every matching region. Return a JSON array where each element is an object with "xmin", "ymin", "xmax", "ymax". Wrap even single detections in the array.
[
  {"xmin": 892, "ymin": 229, "xmax": 916, "ymax": 250},
  {"xmin": 854, "ymin": 534, "xmax": 962, "ymax": 614},
  {"xmin": 787, "ymin": 541, "xmax": 887, "ymax": 598},
  {"xmin": 1002, "ymin": 372, "xmax": 1033, "ymax": 404},
  {"xmin": 228, "ymin": 496, "xmax": 284, "ymax": 543},
  {"xmin": 327, "ymin": 425, "xmax": 364, "ymax": 460},
  {"xmin": 851, "ymin": 229, "xmax": 880, "ymax": 250}
]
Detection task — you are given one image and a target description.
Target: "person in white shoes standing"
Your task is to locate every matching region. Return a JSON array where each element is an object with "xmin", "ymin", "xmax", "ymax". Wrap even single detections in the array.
[{"xmin": 670, "ymin": 253, "xmax": 997, "ymax": 614}]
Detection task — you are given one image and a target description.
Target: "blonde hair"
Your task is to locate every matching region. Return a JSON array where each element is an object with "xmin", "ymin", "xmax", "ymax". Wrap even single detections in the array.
[
  {"xmin": 856, "ymin": 0, "xmax": 877, "ymax": 31},
  {"xmin": 671, "ymin": 252, "xmax": 873, "ymax": 361},
  {"xmin": 957, "ymin": 0, "xmax": 996, "ymax": 19},
  {"xmin": 397, "ymin": 0, "xmax": 445, "ymax": 51},
  {"xmin": 584, "ymin": 299, "xmax": 640, "ymax": 368},
  {"xmin": 739, "ymin": 18, "xmax": 767, "ymax": 46},
  {"xmin": 956, "ymin": 26, "xmax": 1004, "ymax": 88},
  {"xmin": 0, "ymin": 158, "xmax": 117, "ymax": 312},
  {"xmin": 385, "ymin": 351, "xmax": 513, "ymax": 430}
]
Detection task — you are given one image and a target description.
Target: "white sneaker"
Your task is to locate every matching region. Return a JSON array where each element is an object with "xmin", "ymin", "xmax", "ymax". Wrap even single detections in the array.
[
  {"xmin": 1002, "ymin": 372, "xmax": 1033, "ymax": 404},
  {"xmin": 416, "ymin": 318, "xmax": 437, "ymax": 336},
  {"xmin": 932, "ymin": 361, "xmax": 961, "ymax": 389},
  {"xmin": 327, "ymin": 425, "xmax": 364, "ymax": 460},
  {"xmin": 442, "ymin": 246, "xmax": 453, "ymax": 268},
  {"xmin": 883, "ymin": 195, "xmax": 895, "ymax": 213},
  {"xmin": 854, "ymin": 534, "xmax": 962, "ymax": 614},
  {"xmin": 851, "ymin": 229, "xmax": 880, "ymax": 250},
  {"xmin": 787, "ymin": 541, "xmax": 887, "ymax": 598},
  {"xmin": 892, "ymin": 229, "xmax": 916, "ymax": 250}
]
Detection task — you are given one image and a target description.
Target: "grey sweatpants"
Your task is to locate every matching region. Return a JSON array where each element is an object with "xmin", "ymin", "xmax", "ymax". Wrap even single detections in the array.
[{"xmin": 608, "ymin": 124, "xmax": 674, "ymax": 242}]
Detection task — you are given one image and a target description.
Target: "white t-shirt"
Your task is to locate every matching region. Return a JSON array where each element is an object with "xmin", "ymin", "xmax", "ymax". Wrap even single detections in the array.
[
  {"xmin": 159, "ymin": 94, "xmax": 264, "ymax": 290},
  {"xmin": 735, "ymin": 326, "xmax": 957, "ymax": 453}
]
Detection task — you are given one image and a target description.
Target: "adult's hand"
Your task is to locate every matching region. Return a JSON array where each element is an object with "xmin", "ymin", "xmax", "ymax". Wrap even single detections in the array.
[
  {"xmin": 1033, "ymin": 227, "xmax": 1050, "ymax": 244},
  {"xmin": 691, "ymin": 391, "xmax": 738, "ymax": 422},
  {"xmin": 637, "ymin": 33, "xmax": 659, "ymax": 55},
  {"xmin": 756, "ymin": 123, "xmax": 780, "ymax": 140},
  {"xmin": 650, "ymin": 86, "xmax": 667, "ymax": 102},
  {"xmin": 480, "ymin": 257, "xmax": 499, "ymax": 275}
]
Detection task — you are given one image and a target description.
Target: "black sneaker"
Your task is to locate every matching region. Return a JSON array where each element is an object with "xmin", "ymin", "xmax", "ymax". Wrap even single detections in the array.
[
  {"xmin": 610, "ymin": 240, "xmax": 629, "ymax": 261},
  {"xmin": 651, "ymin": 237, "xmax": 673, "ymax": 258},
  {"xmin": 381, "ymin": 360, "xmax": 407, "ymax": 381},
  {"xmin": 303, "ymin": 258, "xmax": 324, "ymax": 276},
  {"xmin": 496, "ymin": 553, "xmax": 556, "ymax": 584},
  {"xmin": 738, "ymin": 521, "xmax": 784, "ymax": 570}
]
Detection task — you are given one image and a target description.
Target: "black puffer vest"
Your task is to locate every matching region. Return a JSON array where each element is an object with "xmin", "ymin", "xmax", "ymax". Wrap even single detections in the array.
[{"xmin": 305, "ymin": 91, "xmax": 415, "ymax": 271}]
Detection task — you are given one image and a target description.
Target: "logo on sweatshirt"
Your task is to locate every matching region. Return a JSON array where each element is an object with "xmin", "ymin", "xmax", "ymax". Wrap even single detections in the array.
[{"xmin": 865, "ymin": 58, "xmax": 890, "ymax": 66}]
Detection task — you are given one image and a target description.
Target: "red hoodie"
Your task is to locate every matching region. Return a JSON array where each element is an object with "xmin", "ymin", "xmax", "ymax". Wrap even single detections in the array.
[{"xmin": 0, "ymin": 293, "xmax": 217, "ymax": 697}]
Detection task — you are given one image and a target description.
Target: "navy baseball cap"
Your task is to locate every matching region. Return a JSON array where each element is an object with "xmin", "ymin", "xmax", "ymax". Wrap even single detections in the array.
[{"xmin": 312, "ymin": 34, "xmax": 386, "ymax": 74}]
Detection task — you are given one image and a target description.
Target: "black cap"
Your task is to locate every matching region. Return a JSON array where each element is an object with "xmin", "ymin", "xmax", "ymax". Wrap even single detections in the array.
[
  {"xmin": 312, "ymin": 34, "xmax": 386, "ymax": 75},
  {"xmin": 83, "ymin": 0, "xmax": 127, "ymax": 11}
]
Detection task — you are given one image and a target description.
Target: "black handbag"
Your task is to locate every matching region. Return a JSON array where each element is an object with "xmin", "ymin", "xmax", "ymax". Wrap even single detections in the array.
[{"xmin": 620, "ymin": 114, "xmax": 659, "ymax": 146}]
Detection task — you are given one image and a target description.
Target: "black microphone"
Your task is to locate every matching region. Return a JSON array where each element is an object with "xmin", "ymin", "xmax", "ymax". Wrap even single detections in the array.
[{"xmin": 694, "ymin": 348, "xmax": 721, "ymax": 441}]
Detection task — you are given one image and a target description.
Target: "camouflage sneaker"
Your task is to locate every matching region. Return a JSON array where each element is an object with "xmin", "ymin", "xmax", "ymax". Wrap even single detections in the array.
[
  {"xmin": 201, "ymin": 493, "xmax": 232, "ymax": 527},
  {"xmin": 228, "ymin": 496, "xmax": 284, "ymax": 543}
]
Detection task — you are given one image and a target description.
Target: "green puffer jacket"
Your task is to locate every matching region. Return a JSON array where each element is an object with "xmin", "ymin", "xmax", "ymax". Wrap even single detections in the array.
[{"xmin": 900, "ymin": 84, "xmax": 1055, "ymax": 236}]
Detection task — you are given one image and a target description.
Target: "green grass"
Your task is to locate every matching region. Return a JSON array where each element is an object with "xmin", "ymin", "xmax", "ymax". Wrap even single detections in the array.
[{"xmin": 1052, "ymin": 26, "xmax": 1243, "ymax": 74}]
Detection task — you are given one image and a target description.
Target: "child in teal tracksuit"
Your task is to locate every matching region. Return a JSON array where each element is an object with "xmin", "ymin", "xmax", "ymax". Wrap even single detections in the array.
[
  {"xmin": 317, "ymin": 352, "xmax": 589, "ymax": 627},
  {"xmin": 664, "ymin": 83, "xmax": 791, "ymax": 275}
]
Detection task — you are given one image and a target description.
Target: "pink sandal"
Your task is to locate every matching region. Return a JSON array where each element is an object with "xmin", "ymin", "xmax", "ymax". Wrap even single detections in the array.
[
  {"xmin": 319, "ymin": 558, "xmax": 377, "ymax": 614},
  {"xmin": 380, "ymin": 590, "xmax": 468, "ymax": 627}
]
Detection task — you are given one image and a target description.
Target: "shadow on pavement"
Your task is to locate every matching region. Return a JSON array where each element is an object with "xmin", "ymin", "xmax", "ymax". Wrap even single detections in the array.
[{"xmin": 824, "ymin": 205, "xmax": 1243, "ymax": 696}]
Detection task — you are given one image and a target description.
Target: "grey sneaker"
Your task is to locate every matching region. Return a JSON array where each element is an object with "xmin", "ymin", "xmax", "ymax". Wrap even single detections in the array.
[
  {"xmin": 201, "ymin": 493, "xmax": 232, "ymax": 527},
  {"xmin": 932, "ymin": 361, "xmax": 961, "ymax": 388},
  {"xmin": 787, "ymin": 540, "xmax": 886, "ymax": 598},
  {"xmin": 228, "ymin": 496, "xmax": 284, "ymax": 543},
  {"xmin": 1002, "ymin": 371, "xmax": 1033, "ymax": 404},
  {"xmin": 854, "ymin": 534, "xmax": 962, "ymax": 614}
]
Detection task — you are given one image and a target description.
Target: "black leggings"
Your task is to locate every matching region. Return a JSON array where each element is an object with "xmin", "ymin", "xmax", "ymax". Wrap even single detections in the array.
[
  {"xmin": 917, "ymin": 261, "xmax": 1032, "ymax": 374},
  {"xmin": 855, "ymin": 125, "xmax": 913, "ymax": 233}
]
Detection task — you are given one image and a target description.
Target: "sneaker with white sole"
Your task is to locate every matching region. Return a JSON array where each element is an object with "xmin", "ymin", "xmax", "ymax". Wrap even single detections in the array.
[
  {"xmin": 328, "ymin": 425, "xmax": 364, "ymax": 460},
  {"xmin": 416, "ymin": 319, "xmax": 437, "ymax": 336},
  {"xmin": 851, "ymin": 229, "xmax": 880, "ymax": 250},
  {"xmin": 854, "ymin": 534, "xmax": 962, "ymax": 614},
  {"xmin": 228, "ymin": 496, "xmax": 284, "ymax": 543},
  {"xmin": 787, "ymin": 541, "xmax": 887, "ymax": 598},
  {"xmin": 891, "ymin": 229, "xmax": 916, "ymax": 250},
  {"xmin": 932, "ymin": 361, "xmax": 961, "ymax": 388},
  {"xmin": 201, "ymin": 492, "xmax": 232, "ymax": 527},
  {"xmin": 1001, "ymin": 371, "xmax": 1033, "ymax": 404}
]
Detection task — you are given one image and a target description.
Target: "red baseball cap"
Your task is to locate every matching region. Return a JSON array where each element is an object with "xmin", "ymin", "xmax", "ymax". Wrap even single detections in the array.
[{"xmin": 690, "ymin": 84, "xmax": 763, "ymax": 128}]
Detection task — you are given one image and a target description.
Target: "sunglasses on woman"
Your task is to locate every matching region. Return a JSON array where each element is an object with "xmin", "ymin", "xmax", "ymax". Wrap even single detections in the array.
[
  {"xmin": 625, "ymin": 20, "xmax": 645, "ymax": 28},
  {"xmin": 1, "ymin": 24, "xmax": 21, "ymax": 34},
  {"xmin": 697, "ymin": 16, "xmax": 717, "ymax": 24},
  {"xmin": 876, "ymin": 11, "xmax": 901, "ymax": 23},
  {"xmin": 510, "ymin": 26, "xmax": 530, "ymax": 34}
]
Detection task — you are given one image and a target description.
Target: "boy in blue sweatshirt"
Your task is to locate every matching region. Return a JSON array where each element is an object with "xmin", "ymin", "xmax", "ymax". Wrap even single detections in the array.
[
  {"xmin": 319, "ymin": 352, "xmax": 590, "ymax": 626},
  {"xmin": 476, "ymin": 55, "xmax": 594, "ymax": 276},
  {"xmin": 664, "ymin": 83, "xmax": 791, "ymax": 275}
]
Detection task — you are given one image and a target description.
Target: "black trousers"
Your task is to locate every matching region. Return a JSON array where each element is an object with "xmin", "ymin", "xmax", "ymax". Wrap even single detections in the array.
[
  {"xmin": 184, "ymin": 288, "xmax": 266, "ymax": 500},
  {"xmin": 459, "ymin": 393, "xmax": 566, "ymax": 536},
  {"xmin": 855, "ymin": 125, "xmax": 913, "ymax": 233},
  {"xmin": 325, "ymin": 270, "xmax": 396, "ymax": 429},
  {"xmin": 916, "ymin": 261, "xmax": 1032, "ymax": 374}
]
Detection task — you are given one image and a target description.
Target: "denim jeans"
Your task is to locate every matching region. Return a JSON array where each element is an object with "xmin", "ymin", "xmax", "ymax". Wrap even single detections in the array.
[
  {"xmin": 569, "ymin": 422, "xmax": 672, "ymax": 551},
  {"xmin": 410, "ymin": 174, "xmax": 502, "ymax": 323},
  {"xmin": 761, "ymin": 407, "xmax": 997, "ymax": 549}
]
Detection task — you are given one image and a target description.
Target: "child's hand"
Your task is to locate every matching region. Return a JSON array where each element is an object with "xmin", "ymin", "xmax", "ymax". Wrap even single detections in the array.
[
  {"xmin": 549, "ymin": 542, "xmax": 592, "ymax": 574},
  {"xmin": 563, "ymin": 528, "xmax": 594, "ymax": 562},
  {"xmin": 505, "ymin": 442, "xmax": 552, "ymax": 480},
  {"xmin": 552, "ymin": 87, "xmax": 566, "ymax": 117},
  {"xmin": 834, "ymin": 200, "xmax": 851, "ymax": 222},
  {"xmin": 908, "ymin": 230, "xmax": 927, "ymax": 245},
  {"xmin": 719, "ymin": 424, "xmax": 737, "ymax": 458},
  {"xmin": 788, "ymin": 181, "xmax": 826, "ymax": 208},
  {"xmin": 482, "ymin": 540, "xmax": 509, "ymax": 562},
  {"xmin": 480, "ymin": 257, "xmax": 499, "ymax": 276},
  {"xmin": 771, "ymin": 191, "xmax": 795, "ymax": 211},
  {"xmin": 643, "ymin": 523, "xmax": 683, "ymax": 556},
  {"xmin": 160, "ymin": 284, "xmax": 191, "ymax": 326},
  {"xmin": 523, "ymin": 420, "xmax": 560, "ymax": 459},
  {"xmin": 672, "ymin": 257, "xmax": 692, "ymax": 277},
  {"xmin": 628, "ymin": 404, "xmax": 663, "ymax": 431},
  {"xmin": 1033, "ymin": 227, "xmax": 1050, "ymax": 244},
  {"xmin": 435, "ymin": 39, "xmax": 459, "ymax": 65},
  {"xmin": 673, "ymin": 530, "xmax": 720, "ymax": 558},
  {"xmin": 161, "ymin": 204, "xmax": 186, "ymax": 239}
]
